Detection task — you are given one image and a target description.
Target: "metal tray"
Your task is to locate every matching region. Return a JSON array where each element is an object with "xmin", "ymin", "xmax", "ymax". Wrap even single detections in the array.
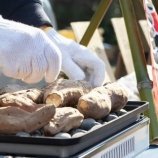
[{"xmin": 0, "ymin": 101, "xmax": 149, "ymax": 157}]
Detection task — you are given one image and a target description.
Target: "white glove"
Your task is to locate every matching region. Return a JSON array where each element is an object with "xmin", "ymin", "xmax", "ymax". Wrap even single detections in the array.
[
  {"xmin": 0, "ymin": 18, "xmax": 61, "ymax": 83},
  {"xmin": 45, "ymin": 28, "xmax": 106, "ymax": 87}
]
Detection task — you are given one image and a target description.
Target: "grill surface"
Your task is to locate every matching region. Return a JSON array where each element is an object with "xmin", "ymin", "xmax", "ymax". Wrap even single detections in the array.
[{"xmin": 0, "ymin": 101, "xmax": 149, "ymax": 157}]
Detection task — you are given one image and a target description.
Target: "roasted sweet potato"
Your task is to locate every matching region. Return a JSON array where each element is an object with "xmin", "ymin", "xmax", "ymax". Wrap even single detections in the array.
[
  {"xmin": 104, "ymin": 82, "xmax": 128, "ymax": 112},
  {"xmin": 0, "ymin": 88, "xmax": 44, "ymax": 112},
  {"xmin": 77, "ymin": 82, "xmax": 128, "ymax": 119},
  {"xmin": 43, "ymin": 79, "xmax": 92, "ymax": 108},
  {"xmin": 44, "ymin": 107, "xmax": 84, "ymax": 136},
  {"xmin": 0, "ymin": 104, "xmax": 56, "ymax": 134}
]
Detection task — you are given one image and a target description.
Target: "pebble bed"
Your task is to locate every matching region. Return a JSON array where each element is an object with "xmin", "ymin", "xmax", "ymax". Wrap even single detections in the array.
[
  {"xmin": 0, "ymin": 108, "xmax": 129, "ymax": 158},
  {"xmin": 15, "ymin": 108, "xmax": 128, "ymax": 139}
]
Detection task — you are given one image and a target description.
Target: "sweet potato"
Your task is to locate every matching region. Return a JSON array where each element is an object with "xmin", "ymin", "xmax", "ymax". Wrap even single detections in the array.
[
  {"xmin": 44, "ymin": 107, "xmax": 84, "ymax": 136},
  {"xmin": 0, "ymin": 89, "xmax": 44, "ymax": 112},
  {"xmin": 104, "ymin": 82, "xmax": 128, "ymax": 112},
  {"xmin": 43, "ymin": 79, "xmax": 92, "ymax": 108},
  {"xmin": 0, "ymin": 104, "xmax": 56, "ymax": 134},
  {"xmin": 77, "ymin": 82, "xmax": 128, "ymax": 119}
]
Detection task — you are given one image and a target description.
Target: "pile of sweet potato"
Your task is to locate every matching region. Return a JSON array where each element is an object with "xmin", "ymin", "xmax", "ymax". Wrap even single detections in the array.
[{"xmin": 0, "ymin": 79, "xmax": 128, "ymax": 136}]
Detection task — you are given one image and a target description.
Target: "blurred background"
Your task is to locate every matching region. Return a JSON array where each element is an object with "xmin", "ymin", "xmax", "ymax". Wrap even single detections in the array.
[
  {"xmin": 51, "ymin": 0, "xmax": 122, "ymax": 45},
  {"xmin": 0, "ymin": 0, "xmax": 147, "ymax": 87},
  {"xmin": 43, "ymin": 0, "xmax": 124, "ymax": 68},
  {"xmin": 0, "ymin": 0, "xmax": 122, "ymax": 87}
]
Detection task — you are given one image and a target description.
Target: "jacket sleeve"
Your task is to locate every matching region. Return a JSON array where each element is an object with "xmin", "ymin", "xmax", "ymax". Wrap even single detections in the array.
[{"xmin": 0, "ymin": 0, "xmax": 52, "ymax": 27}]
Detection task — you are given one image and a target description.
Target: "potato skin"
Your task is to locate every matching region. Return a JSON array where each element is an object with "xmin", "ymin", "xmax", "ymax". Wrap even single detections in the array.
[
  {"xmin": 43, "ymin": 79, "xmax": 92, "ymax": 108},
  {"xmin": 104, "ymin": 82, "xmax": 128, "ymax": 112},
  {"xmin": 0, "ymin": 104, "xmax": 56, "ymax": 134},
  {"xmin": 0, "ymin": 89, "xmax": 44, "ymax": 112},
  {"xmin": 77, "ymin": 87, "xmax": 112, "ymax": 119},
  {"xmin": 44, "ymin": 107, "xmax": 84, "ymax": 136},
  {"xmin": 77, "ymin": 82, "xmax": 128, "ymax": 119}
]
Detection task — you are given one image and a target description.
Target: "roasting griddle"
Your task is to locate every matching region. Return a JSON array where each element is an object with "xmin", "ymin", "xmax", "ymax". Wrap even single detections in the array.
[{"xmin": 0, "ymin": 101, "xmax": 149, "ymax": 157}]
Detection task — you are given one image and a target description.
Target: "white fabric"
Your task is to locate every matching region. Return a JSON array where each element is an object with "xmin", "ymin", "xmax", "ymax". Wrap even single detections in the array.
[
  {"xmin": 0, "ymin": 18, "xmax": 61, "ymax": 83},
  {"xmin": 46, "ymin": 29, "xmax": 106, "ymax": 87}
]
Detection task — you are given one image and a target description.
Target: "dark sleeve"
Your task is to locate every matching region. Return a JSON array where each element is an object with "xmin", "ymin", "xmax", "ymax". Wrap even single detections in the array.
[{"xmin": 0, "ymin": 0, "xmax": 52, "ymax": 27}]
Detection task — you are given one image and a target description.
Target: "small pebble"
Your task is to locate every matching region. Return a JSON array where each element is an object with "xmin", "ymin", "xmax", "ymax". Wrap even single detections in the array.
[
  {"xmin": 80, "ymin": 118, "xmax": 101, "ymax": 130},
  {"xmin": 102, "ymin": 121, "xmax": 108, "ymax": 125},
  {"xmin": 70, "ymin": 129, "xmax": 87, "ymax": 135},
  {"xmin": 89, "ymin": 124, "xmax": 102, "ymax": 132},
  {"xmin": 96, "ymin": 119, "xmax": 103, "ymax": 124},
  {"xmin": 16, "ymin": 132, "xmax": 30, "ymax": 137},
  {"xmin": 53, "ymin": 132, "xmax": 71, "ymax": 139},
  {"xmin": 116, "ymin": 109, "xmax": 128, "ymax": 116},
  {"xmin": 31, "ymin": 130, "xmax": 42, "ymax": 136},
  {"xmin": 70, "ymin": 129, "xmax": 87, "ymax": 138},
  {"xmin": 72, "ymin": 131, "xmax": 87, "ymax": 138},
  {"xmin": 102, "ymin": 113, "xmax": 118, "ymax": 122}
]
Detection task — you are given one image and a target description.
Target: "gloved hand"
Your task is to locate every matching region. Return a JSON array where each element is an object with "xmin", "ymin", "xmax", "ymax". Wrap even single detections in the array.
[
  {"xmin": 0, "ymin": 18, "xmax": 61, "ymax": 83},
  {"xmin": 45, "ymin": 28, "xmax": 106, "ymax": 87}
]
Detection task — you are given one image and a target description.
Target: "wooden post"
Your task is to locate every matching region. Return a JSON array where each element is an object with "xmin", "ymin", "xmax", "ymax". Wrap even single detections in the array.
[{"xmin": 119, "ymin": 0, "xmax": 158, "ymax": 141}]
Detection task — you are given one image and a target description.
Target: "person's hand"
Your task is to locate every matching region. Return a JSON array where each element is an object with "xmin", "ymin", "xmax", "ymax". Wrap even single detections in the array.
[
  {"xmin": 44, "ymin": 28, "xmax": 106, "ymax": 87},
  {"xmin": 0, "ymin": 18, "xmax": 61, "ymax": 83}
]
